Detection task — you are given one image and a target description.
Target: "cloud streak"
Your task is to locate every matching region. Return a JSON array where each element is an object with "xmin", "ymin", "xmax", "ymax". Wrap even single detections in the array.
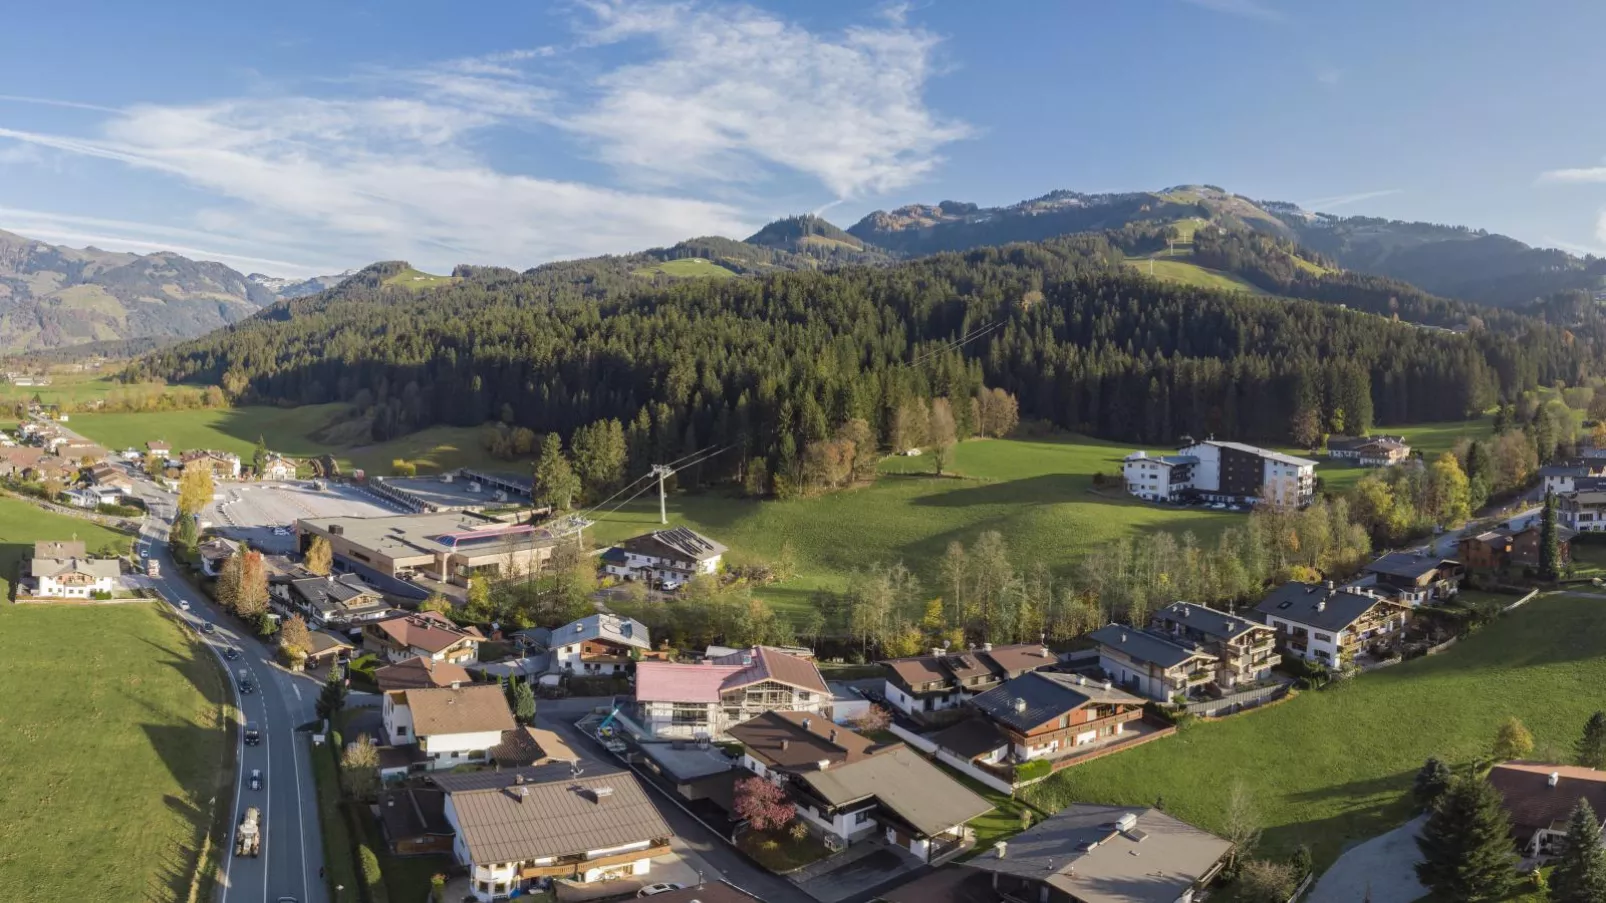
[
  {"xmin": 1179, "ymin": 0, "xmax": 1284, "ymax": 22},
  {"xmin": 1297, "ymin": 188, "xmax": 1402, "ymax": 210},
  {"xmin": 0, "ymin": 1, "xmax": 967, "ymax": 276},
  {"xmin": 1538, "ymin": 166, "xmax": 1606, "ymax": 184}
]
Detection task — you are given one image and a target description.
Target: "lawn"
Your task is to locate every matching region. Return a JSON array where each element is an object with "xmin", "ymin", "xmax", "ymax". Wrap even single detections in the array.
[
  {"xmin": 587, "ymin": 435, "xmax": 1242, "ymax": 618},
  {"xmin": 0, "ymin": 371, "xmax": 172, "ymax": 406},
  {"xmin": 69, "ymin": 404, "xmax": 350, "ymax": 458},
  {"xmin": 1271, "ymin": 415, "xmax": 1494, "ymax": 493},
  {"xmin": 382, "ymin": 267, "xmax": 458, "ymax": 290},
  {"xmin": 0, "ymin": 494, "xmax": 128, "ymax": 595},
  {"xmin": 1123, "ymin": 256, "xmax": 1266, "ymax": 294},
  {"xmin": 1020, "ymin": 593, "xmax": 1606, "ymax": 868},
  {"xmin": 631, "ymin": 257, "xmax": 738, "ymax": 279},
  {"xmin": 0, "ymin": 602, "xmax": 231, "ymax": 902}
]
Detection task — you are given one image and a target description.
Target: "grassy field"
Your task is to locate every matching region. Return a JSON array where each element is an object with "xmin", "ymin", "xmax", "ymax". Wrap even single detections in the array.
[
  {"xmin": 0, "ymin": 495, "xmax": 128, "ymax": 595},
  {"xmin": 1271, "ymin": 415, "xmax": 1494, "ymax": 493},
  {"xmin": 0, "ymin": 371, "xmax": 172, "ymax": 406},
  {"xmin": 1022, "ymin": 592, "xmax": 1606, "ymax": 867},
  {"xmin": 382, "ymin": 267, "xmax": 458, "ymax": 290},
  {"xmin": 1123, "ymin": 256, "xmax": 1266, "ymax": 294},
  {"xmin": 588, "ymin": 435, "xmax": 1242, "ymax": 617},
  {"xmin": 69, "ymin": 404, "xmax": 349, "ymax": 458},
  {"xmin": 631, "ymin": 258, "xmax": 738, "ymax": 279},
  {"xmin": 0, "ymin": 602, "xmax": 230, "ymax": 902}
]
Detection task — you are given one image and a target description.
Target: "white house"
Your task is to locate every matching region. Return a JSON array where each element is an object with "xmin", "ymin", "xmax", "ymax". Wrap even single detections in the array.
[
  {"xmin": 63, "ymin": 486, "xmax": 122, "ymax": 509},
  {"xmin": 364, "ymin": 611, "xmax": 483, "ymax": 665},
  {"xmin": 634, "ymin": 646, "xmax": 829, "ymax": 740},
  {"xmin": 381, "ymin": 684, "xmax": 516, "ymax": 774},
  {"xmin": 27, "ymin": 540, "xmax": 119, "ymax": 598},
  {"xmin": 435, "ymin": 764, "xmax": 674, "ymax": 902},
  {"xmin": 259, "ymin": 455, "xmax": 297, "ymax": 481},
  {"xmin": 545, "ymin": 613, "xmax": 650, "ymax": 679},
  {"xmin": 879, "ymin": 643, "xmax": 1060, "ymax": 720},
  {"xmin": 1120, "ymin": 451, "xmax": 1198, "ymax": 502},
  {"xmin": 1152, "ymin": 439, "xmax": 1317, "ymax": 508},
  {"xmin": 1255, "ymin": 581, "xmax": 1412, "ymax": 666},
  {"xmin": 601, "ymin": 526, "xmax": 726, "ymax": 587}
]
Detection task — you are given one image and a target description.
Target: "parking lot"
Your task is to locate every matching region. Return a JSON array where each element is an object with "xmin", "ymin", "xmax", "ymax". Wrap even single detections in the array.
[{"xmin": 204, "ymin": 481, "xmax": 403, "ymax": 553}]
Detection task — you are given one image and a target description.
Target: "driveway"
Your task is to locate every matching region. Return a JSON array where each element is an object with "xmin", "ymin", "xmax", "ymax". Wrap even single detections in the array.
[
  {"xmin": 791, "ymin": 843, "xmax": 921, "ymax": 903},
  {"xmin": 1307, "ymin": 815, "xmax": 1427, "ymax": 903}
]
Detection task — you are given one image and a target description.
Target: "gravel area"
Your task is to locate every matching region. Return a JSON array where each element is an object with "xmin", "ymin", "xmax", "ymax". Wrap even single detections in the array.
[{"xmin": 1307, "ymin": 814, "xmax": 1428, "ymax": 903}]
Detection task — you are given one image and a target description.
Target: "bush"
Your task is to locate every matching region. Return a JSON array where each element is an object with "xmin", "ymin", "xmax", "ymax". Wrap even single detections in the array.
[
  {"xmin": 1236, "ymin": 858, "xmax": 1299, "ymax": 903},
  {"xmin": 1015, "ymin": 759, "xmax": 1053, "ymax": 782}
]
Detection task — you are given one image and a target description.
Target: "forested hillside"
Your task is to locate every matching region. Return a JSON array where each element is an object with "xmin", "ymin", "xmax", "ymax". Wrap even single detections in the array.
[{"xmin": 130, "ymin": 234, "xmax": 1596, "ymax": 494}]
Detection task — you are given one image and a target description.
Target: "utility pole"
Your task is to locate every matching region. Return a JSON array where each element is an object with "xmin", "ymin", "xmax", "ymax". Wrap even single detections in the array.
[{"xmin": 650, "ymin": 464, "xmax": 674, "ymax": 525}]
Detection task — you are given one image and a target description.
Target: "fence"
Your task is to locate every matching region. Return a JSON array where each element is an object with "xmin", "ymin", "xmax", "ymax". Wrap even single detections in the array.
[
  {"xmin": 1180, "ymin": 681, "xmax": 1291, "ymax": 717},
  {"xmin": 1503, "ymin": 589, "xmax": 1539, "ymax": 612}
]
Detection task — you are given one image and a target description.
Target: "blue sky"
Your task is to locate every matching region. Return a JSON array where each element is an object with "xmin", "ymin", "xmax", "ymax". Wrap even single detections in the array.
[{"xmin": 2, "ymin": 0, "xmax": 1605, "ymax": 276}]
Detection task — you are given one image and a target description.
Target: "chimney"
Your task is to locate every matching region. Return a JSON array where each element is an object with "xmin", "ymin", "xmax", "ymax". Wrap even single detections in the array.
[
  {"xmin": 518, "ymin": 786, "xmax": 529, "ymax": 802},
  {"xmin": 981, "ymin": 642, "xmax": 993, "ymax": 652},
  {"xmin": 1103, "ymin": 680, "xmax": 1112, "ymax": 691},
  {"xmin": 1120, "ymin": 632, "xmax": 1128, "ymax": 643},
  {"xmin": 780, "ymin": 739, "xmax": 790, "ymax": 751},
  {"xmin": 1181, "ymin": 604, "xmax": 1190, "ymax": 617},
  {"xmin": 1324, "ymin": 580, "xmax": 1335, "ymax": 590},
  {"xmin": 801, "ymin": 717, "xmax": 811, "ymax": 731},
  {"xmin": 1013, "ymin": 697, "xmax": 1027, "ymax": 714},
  {"xmin": 1550, "ymin": 772, "xmax": 1561, "ymax": 788},
  {"xmin": 930, "ymin": 648, "xmax": 945, "ymax": 657},
  {"xmin": 514, "ymin": 774, "xmax": 525, "ymax": 785},
  {"xmin": 1316, "ymin": 599, "xmax": 1327, "ymax": 613},
  {"xmin": 994, "ymin": 841, "xmax": 1008, "ymax": 859},
  {"xmin": 829, "ymin": 729, "xmax": 838, "ymax": 743}
]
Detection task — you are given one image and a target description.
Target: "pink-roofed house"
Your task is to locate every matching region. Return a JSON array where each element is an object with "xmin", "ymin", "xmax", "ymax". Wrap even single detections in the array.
[{"xmin": 634, "ymin": 646, "xmax": 830, "ymax": 740}]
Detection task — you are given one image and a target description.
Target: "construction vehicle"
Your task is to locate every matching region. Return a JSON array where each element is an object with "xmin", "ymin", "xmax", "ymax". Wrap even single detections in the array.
[{"xmin": 236, "ymin": 807, "xmax": 261, "ymax": 857}]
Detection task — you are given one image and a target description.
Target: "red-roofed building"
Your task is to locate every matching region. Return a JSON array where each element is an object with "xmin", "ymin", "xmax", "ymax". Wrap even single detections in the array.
[
  {"xmin": 635, "ymin": 646, "xmax": 830, "ymax": 740},
  {"xmin": 364, "ymin": 610, "xmax": 484, "ymax": 665}
]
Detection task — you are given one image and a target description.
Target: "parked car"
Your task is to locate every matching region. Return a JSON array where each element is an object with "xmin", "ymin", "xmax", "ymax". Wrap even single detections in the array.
[
  {"xmin": 638, "ymin": 885, "xmax": 684, "ymax": 898},
  {"xmin": 249, "ymin": 769, "xmax": 263, "ymax": 790}
]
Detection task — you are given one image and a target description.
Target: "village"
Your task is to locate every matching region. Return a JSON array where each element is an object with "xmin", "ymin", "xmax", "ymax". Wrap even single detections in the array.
[{"xmin": 9, "ymin": 395, "xmax": 1606, "ymax": 903}]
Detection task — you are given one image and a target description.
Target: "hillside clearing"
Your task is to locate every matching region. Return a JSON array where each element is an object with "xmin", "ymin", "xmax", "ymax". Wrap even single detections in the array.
[
  {"xmin": 631, "ymin": 258, "xmax": 738, "ymax": 279},
  {"xmin": 382, "ymin": 267, "xmax": 457, "ymax": 290},
  {"xmin": 0, "ymin": 602, "xmax": 230, "ymax": 902},
  {"xmin": 1123, "ymin": 256, "xmax": 1266, "ymax": 294},
  {"xmin": 1022, "ymin": 593, "xmax": 1606, "ymax": 868},
  {"xmin": 69, "ymin": 404, "xmax": 350, "ymax": 458}
]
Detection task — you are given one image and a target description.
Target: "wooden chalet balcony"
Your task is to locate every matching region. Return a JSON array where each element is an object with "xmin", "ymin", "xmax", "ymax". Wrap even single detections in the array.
[{"xmin": 517, "ymin": 842, "xmax": 673, "ymax": 879}]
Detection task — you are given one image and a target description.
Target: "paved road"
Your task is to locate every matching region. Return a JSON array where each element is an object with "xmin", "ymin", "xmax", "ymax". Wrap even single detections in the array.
[
  {"xmin": 1306, "ymin": 815, "xmax": 1427, "ymax": 903},
  {"xmin": 135, "ymin": 482, "xmax": 329, "ymax": 903}
]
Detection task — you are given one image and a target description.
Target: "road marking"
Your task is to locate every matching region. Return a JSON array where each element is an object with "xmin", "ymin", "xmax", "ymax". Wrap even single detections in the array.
[{"xmin": 292, "ymin": 708, "xmax": 311, "ymax": 903}]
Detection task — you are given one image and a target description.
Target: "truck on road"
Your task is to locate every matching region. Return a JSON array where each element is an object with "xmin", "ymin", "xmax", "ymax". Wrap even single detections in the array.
[
  {"xmin": 145, "ymin": 557, "xmax": 160, "ymax": 577},
  {"xmin": 236, "ymin": 807, "xmax": 261, "ymax": 857}
]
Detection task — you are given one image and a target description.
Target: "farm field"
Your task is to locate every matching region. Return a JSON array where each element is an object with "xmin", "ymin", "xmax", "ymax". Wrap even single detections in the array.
[
  {"xmin": 631, "ymin": 257, "xmax": 738, "ymax": 279},
  {"xmin": 587, "ymin": 434, "xmax": 1242, "ymax": 617},
  {"xmin": 1273, "ymin": 415, "xmax": 1494, "ymax": 493},
  {"xmin": 1021, "ymin": 592, "xmax": 1606, "ymax": 868},
  {"xmin": 0, "ymin": 495, "xmax": 128, "ymax": 596},
  {"xmin": 0, "ymin": 371, "xmax": 171, "ymax": 406},
  {"xmin": 0, "ymin": 602, "xmax": 230, "ymax": 902},
  {"xmin": 382, "ymin": 266, "xmax": 458, "ymax": 290},
  {"xmin": 68, "ymin": 404, "xmax": 349, "ymax": 458}
]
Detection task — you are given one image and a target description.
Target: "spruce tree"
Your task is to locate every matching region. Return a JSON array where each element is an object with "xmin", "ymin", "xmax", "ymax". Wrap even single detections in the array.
[
  {"xmin": 1414, "ymin": 775, "xmax": 1519, "ymax": 901},
  {"xmin": 1413, "ymin": 757, "xmax": 1454, "ymax": 810},
  {"xmin": 1577, "ymin": 712, "xmax": 1606, "ymax": 770},
  {"xmin": 1552, "ymin": 799, "xmax": 1606, "ymax": 903},
  {"xmin": 315, "ymin": 665, "xmax": 348, "ymax": 722},
  {"xmin": 1541, "ymin": 490, "xmax": 1563, "ymax": 580},
  {"xmin": 511, "ymin": 680, "xmax": 537, "ymax": 725}
]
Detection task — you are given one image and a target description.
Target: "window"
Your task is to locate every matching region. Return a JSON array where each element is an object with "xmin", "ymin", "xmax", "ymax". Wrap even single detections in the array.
[
  {"xmin": 1058, "ymin": 715, "xmax": 1069, "ymax": 729},
  {"xmin": 1314, "ymin": 632, "xmax": 1333, "ymax": 643},
  {"xmin": 396, "ymin": 726, "xmax": 407, "ymax": 737},
  {"xmin": 855, "ymin": 810, "xmax": 873, "ymax": 824},
  {"xmin": 671, "ymin": 704, "xmax": 705, "ymax": 725}
]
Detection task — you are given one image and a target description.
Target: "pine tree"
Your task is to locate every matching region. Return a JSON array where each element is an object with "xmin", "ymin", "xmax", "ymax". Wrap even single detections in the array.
[
  {"xmin": 1541, "ymin": 490, "xmax": 1563, "ymax": 580},
  {"xmin": 1414, "ymin": 775, "xmax": 1519, "ymax": 901},
  {"xmin": 171, "ymin": 513, "xmax": 198, "ymax": 553},
  {"xmin": 315, "ymin": 665, "xmax": 348, "ymax": 722},
  {"xmin": 1413, "ymin": 757, "xmax": 1454, "ymax": 810},
  {"xmin": 510, "ymin": 680, "xmax": 537, "ymax": 725},
  {"xmin": 1579, "ymin": 712, "xmax": 1606, "ymax": 770},
  {"xmin": 1552, "ymin": 799, "xmax": 1606, "ymax": 903}
]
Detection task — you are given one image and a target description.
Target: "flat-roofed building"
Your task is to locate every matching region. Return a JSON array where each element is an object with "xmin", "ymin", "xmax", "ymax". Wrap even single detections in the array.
[{"xmin": 296, "ymin": 511, "xmax": 566, "ymax": 588}]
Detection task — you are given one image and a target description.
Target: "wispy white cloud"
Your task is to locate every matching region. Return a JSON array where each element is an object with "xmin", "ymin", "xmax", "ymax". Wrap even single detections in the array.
[
  {"xmin": 1179, "ymin": 0, "xmax": 1284, "ymax": 23},
  {"xmin": 1297, "ymin": 188, "xmax": 1402, "ymax": 210},
  {"xmin": 1542, "ymin": 235, "xmax": 1606, "ymax": 257},
  {"xmin": 1538, "ymin": 166, "xmax": 1606, "ymax": 184},
  {"xmin": 0, "ymin": 94, "xmax": 120, "ymax": 114},
  {"xmin": 563, "ymin": 0, "xmax": 971, "ymax": 198},
  {"xmin": 0, "ymin": 2, "xmax": 965, "ymax": 276}
]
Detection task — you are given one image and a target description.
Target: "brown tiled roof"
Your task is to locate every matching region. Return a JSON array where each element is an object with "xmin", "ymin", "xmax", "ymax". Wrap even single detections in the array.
[
  {"xmin": 883, "ymin": 643, "xmax": 1057, "ymax": 692},
  {"xmin": 1489, "ymin": 762, "xmax": 1606, "ymax": 834},
  {"xmin": 401, "ymin": 684, "xmax": 516, "ymax": 736},
  {"xmin": 373, "ymin": 612, "xmax": 480, "ymax": 654},
  {"xmin": 715, "ymin": 646, "xmax": 829, "ymax": 695},
  {"xmin": 489, "ymin": 726, "xmax": 578, "ymax": 767},
  {"xmin": 726, "ymin": 710, "xmax": 880, "ymax": 771},
  {"xmin": 883, "ymin": 656, "xmax": 949, "ymax": 689},
  {"xmin": 376, "ymin": 656, "xmax": 472, "ymax": 691},
  {"xmin": 978, "ymin": 643, "xmax": 1058, "ymax": 678},
  {"xmin": 435, "ymin": 764, "xmax": 672, "ymax": 866}
]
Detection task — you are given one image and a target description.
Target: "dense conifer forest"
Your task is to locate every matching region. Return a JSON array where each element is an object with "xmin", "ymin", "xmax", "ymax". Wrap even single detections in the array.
[{"xmin": 130, "ymin": 232, "xmax": 1600, "ymax": 489}]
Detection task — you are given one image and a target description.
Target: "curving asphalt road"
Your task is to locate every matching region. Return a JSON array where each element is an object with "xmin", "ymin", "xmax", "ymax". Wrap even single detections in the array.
[{"xmin": 134, "ymin": 481, "xmax": 329, "ymax": 903}]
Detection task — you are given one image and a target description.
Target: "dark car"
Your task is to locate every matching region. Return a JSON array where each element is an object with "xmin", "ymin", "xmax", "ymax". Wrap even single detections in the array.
[
  {"xmin": 201, "ymin": 622, "xmax": 216, "ymax": 634},
  {"xmin": 224, "ymin": 647, "xmax": 240, "ymax": 661},
  {"xmin": 238, "ymin": 670, "xmax": 255, "ymax": 694},
  {"xmin": 245, "ymin": 721, "xmax": 261, "ymax": 745}
]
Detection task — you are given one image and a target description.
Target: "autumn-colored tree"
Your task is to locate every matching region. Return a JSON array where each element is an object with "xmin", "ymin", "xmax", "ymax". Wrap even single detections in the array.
[
  {"xmin": 279, "ymin": 614, "xmax": 313, "ymax": 658},
  {"xmin": 177, "ymin": 461, "xmax": 214, "ymax": 517},
  {"xmin": 851, "ymin": 704, "xmax": 892, "ymax": 734},
  {"xmin": 303, "ymin": 534, "xmax": 333, "ymax": 576},
  {"xmin": 419, "ymin": 593, "xmax": 454, "ymax": 615},
  {"xmin": 234, "ymin": 551, "xmax": 270, "ymax": 618},
  {"xmin": 340, "ymin": 733, "xmax": 381, "ymax": 801},
  {"xmin": 734, "ymin": 775, "xmax": 796, "ymax": 833},
  {"xmin": 1492, "ymin": 716, "xmax": 1535, "ymax": 761},
  {"xmin": 929, "ymin": 397, "xmax": 958, "ymax": 475}
]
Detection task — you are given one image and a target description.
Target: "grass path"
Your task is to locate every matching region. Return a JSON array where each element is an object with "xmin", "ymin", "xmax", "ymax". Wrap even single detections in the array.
[
  {"xmin": 1022, "ymin": 593, "xmax": 1606, "ymax": 867},
  {"xmin": 0, "ymin": 602, "xmax": 230, "ymax": 902}
]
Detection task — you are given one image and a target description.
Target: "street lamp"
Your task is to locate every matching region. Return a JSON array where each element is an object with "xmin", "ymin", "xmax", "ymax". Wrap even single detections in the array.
[{"xmin": 335, "ymin": 885, "xmax": 345, "ymax": 902}]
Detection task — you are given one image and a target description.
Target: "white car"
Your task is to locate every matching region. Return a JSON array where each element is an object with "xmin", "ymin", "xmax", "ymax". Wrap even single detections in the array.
[
  {"xmin": 178, "ymin": 600, "xmax": 190, "ymax": 611},
  {"xmin": 637, "ymin": 885, "xmax": 684, "ymax": 898}
]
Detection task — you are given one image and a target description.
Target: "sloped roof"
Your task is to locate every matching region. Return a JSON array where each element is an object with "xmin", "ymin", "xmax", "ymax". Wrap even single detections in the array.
[
  {"xmin": 1365, "ymin": 552, "xmax": 1455, "ymax": 581},
  {"xmin": 1489, "ymin": 762, "xmax": 1606, "ymax": 835},
  {"xmin": 1088, "ymin": 625, "xmax": 1215, "ymax": 670},
  {"xmin": 1154, "ymin": 601, "xmax": 1267, "ymax": 642},
  {"xmin": 619, "ymin": 526, "xmax": 728, "ymax": 563},
  {"xmin": 376, "ymin": 656, "xmax": 472, "ymax": 691},
  {"xmin": 969, "ymin": 671, "xmax": 1144, "ymax": 733},
  {"xmin": 1255, "ymin": 582, "xmax": 1402, "ymax": 633},
  {"xmin": 438, "ymin": 763, "xmax": 672, "ymax": 866},
  {"xmin": 549, "ymin": 613, "xmax": 651, "ymax": 652},
  {"xmin": 372, "ymin": 611, "xmax": 481, "ymax": 653},
  {"xmin": 291, "ymin": 573, "xmax": 387, "ymax": 617},
  {"xmin": 714, "ymin": 646, "xmax": 829, "ymax": 695},
  {"xmin": 400, "ymin": 684, "xmax": 516, "ymax": 736},
  {"xmin": 801, "ymin": 745, "xmax": 994, "ymax": 836},
  {"xmin": 882, "ymin": 643, "xmax": 1057, "ymax": 691},
  {"xmin": 967, "ymin": 804, "xmax": 1231, "ymax": 903},
  {"xmin": 30, "ymin": 557, "xmax": 120, "ymax": 579},
  {"xmin": 929, "ymin": 717, "xmax": 1010, "ymax": 760},
  {"xmin": 727, "ymin": 711, "xmax": 879, "ymax": 770},
  {"xmin": 34, "ymin": 540, "xmax": 85, "ymax": 560},
  {"xmin": 377, "ymin": 787, "xmax": 452, "ymax": 841},
  {"xmin": 635, "ymin": 661, "xmax": 744, "ymax": 703}
]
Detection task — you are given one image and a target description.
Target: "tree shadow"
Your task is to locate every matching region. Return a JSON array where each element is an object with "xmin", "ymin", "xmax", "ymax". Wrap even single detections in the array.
[{"xmin": 908, "ymin": 474, "xmax": 1086, "ymax": 509}]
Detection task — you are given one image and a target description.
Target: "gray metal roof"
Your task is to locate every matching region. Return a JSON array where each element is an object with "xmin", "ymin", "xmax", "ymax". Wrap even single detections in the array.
[
  {"xmin": 967, "ymin": 804, "xmax": 1232, "ymax": 903},
  {"xmin": 800, "ymin": 746, "xmax": 994, "ymax": 837},
  {"xmin": 1364, "ymin": 552, "xmax": 1453, "ymax": 581},
  {"xmin": 439, "ymin": 764, "xmax": 673, "ymax": 866},
  {"xmin": 549, "ymin": 613, "xmax": 652, "ymax": 652},
  {"xmin": 1192, "ymin": 440, "xmax": 1317, "ymax": 468},
  {"xmin": 970, "ymin": 671, "xmax": 1144, "ymax": 733},
  {"xmin": 1154, "ymin": 601, "xmax": 1266, "ymax": 642},
  {"xmin": 1255, "ymin": 582, "xmax": 1396, "ymax": 633},
  {"xmin": 1088, "ymin": 625, "xmax": 1214, "ymax": 670}
]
